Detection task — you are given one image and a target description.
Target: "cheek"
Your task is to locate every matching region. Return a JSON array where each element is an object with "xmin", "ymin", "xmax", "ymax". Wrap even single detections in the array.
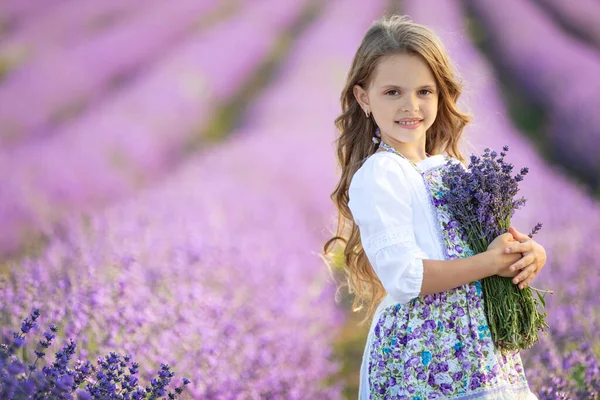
[
  {"xmin": 425, "ymin": 101, "xmax": 439, "ymax": 121},
  {"xmin": 372, "ymin": 101, "xmax": 396, "ymax": 120},
  {"xmin": 373, "ymin": 98, "xmax": 392, "ymax": 113}
]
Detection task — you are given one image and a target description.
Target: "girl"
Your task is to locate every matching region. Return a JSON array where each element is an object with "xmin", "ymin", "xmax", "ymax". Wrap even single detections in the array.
[{"xmin": 324, "ymin": 15, "xmax": 547, "ymax": 399}]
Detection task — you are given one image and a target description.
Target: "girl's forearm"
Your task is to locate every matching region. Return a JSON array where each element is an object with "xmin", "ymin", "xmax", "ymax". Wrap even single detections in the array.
[{"xmin": 419, "ymin": 252, "xmax": 496, "ymax": 296}]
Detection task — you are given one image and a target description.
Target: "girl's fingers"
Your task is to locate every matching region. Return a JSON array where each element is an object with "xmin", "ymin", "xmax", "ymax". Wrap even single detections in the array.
[
  {"xmin": 509, "ymin": 226, "xmax": 529, "ymax": 242},
  {"xmin": 505, "ymin": 240, "xmax": 533, "ymax": 254},
  {"xmin": 513, "ymin": 264, "xmax": 536, "ymax": 286},
  {"xmin": 521, "ymin": 273, "xmax": 537, "ymax": 289},
  {"xmin": 509, "ymin": 253, "xmax": 535, "ymax": 272}
]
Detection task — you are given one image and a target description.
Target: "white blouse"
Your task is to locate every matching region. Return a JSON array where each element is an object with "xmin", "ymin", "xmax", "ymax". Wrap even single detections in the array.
[{"xmin": 348, "ymin": 151, "xmax": 449, "ymax": 305}]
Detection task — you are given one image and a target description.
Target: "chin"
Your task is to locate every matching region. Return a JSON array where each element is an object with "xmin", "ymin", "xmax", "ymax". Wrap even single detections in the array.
[{"xmin": 393, "ymin": 127, "xmax": 426, "ymax": 138}]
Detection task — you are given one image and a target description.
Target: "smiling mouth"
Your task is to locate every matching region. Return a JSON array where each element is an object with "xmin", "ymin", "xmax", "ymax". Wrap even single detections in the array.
[{"xmin": 396, "ymin": 119, "xmax": 423, "ymax": 126}]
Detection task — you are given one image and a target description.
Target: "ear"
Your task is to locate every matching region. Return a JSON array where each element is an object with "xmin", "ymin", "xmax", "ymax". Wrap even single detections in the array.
[{"xmin": 353, "ymin": 84, "xmax": 370, "ymax": 111}]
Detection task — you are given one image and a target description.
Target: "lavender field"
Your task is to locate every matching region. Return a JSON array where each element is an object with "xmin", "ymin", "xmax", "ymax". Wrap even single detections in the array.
[{"xmin": 0, "ymin": 0, "xmax": 599, "ymax": 399}]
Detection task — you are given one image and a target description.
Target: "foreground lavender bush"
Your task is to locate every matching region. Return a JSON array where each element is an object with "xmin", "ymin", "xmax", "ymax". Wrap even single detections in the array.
[
  {"xmin": 534, "ymin": 342, "xmax": 600, "ymax": 399},
  {"xmin": 404, "ymin": 0, "xmax": 600, "ymax": 396},
  {"xmin": 463, "ymin": 0, "xmax": 600, "ymax": 190},
  {"xmin": 0, "ymin": 149, "xmax": 342, "ymax": 398},
  {"xmin": 1, "ymin": 309, "xmax": 190, "ymax": 399}
]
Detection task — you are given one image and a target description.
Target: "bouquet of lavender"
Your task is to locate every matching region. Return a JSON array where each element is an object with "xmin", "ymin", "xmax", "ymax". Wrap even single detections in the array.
[{"xmin": 441, "ymin": 146, "xmax": 550, "ymax": 352}]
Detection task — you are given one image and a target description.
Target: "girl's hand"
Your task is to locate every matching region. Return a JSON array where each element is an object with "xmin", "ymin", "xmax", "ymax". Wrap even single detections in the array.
[
  {"xmin": 504, "ymin": 226, "xmax": 547, "ymax": 289},
  {"xmin": 486, "ymin": 232, "xmax": 522, "ymax": 277}
]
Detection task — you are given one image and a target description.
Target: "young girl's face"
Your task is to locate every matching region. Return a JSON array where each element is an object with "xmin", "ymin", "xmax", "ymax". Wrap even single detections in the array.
[{"xmin": 354, "ymin": 52, "xmax": 439, "ymax": 149}]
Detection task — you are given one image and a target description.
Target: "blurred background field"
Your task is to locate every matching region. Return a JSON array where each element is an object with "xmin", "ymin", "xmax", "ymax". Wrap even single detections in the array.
[{"xmin": 0, "ymin": 0, "xmax": 598, "ymax": 398}]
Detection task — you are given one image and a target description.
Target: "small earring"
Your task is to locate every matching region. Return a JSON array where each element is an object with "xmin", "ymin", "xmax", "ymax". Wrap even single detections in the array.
[{"xmin": 365, "ymin": 109, "xmax": 370, "ymax": 118}]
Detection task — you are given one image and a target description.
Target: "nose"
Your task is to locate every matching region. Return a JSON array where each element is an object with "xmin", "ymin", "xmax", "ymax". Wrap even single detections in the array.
[{"xmin": 401, "ymin": 93, "xmax": 419, "ymax": 112}]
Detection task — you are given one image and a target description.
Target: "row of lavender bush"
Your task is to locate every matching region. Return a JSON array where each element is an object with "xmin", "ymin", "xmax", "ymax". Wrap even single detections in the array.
[
  {"xmin": 0, "ymin": 0, "xmax": 309, "ymax": 258},
  {"xmin": 0, "ymin": 0, "xmax": 67, "ymax": 32},
  {"xmin": 532, "ymin": 0, "xmax": 600, "ymax": 51},
  {"xmin": 404, "ymin": 0, "xmax": 600, "ymax": 397},
  {"xmin": 463, "ymin": 0, "xmax": 600, "ymax": 191},
  {"xmin": 0, "ymin": 0, "xmax": 160, "ymax": 78},
  {"xmin": 0, "ymin": 0, "xmax": 220, "ymax": 146},
  {"xmin": 1, "ymin": 0, "xmax": 388, "ymax": 397}
]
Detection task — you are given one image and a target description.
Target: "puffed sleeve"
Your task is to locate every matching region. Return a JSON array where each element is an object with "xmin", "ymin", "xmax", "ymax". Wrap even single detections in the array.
[{"xmin": 348, "ymin": 155, "xmax": 425, "ymax": 304}]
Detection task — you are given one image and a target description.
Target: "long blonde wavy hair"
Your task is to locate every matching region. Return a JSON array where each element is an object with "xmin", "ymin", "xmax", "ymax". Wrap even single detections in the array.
[{"xmin": 323, "ymin": 15, "xmax": 471, "ymax": 323}]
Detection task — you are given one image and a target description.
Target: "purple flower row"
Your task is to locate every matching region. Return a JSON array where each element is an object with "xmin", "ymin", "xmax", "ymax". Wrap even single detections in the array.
[
  {"xmin": 0, "ymin": 0, "xmax": 309, "ymax": 257},
  {"xmin": 532, "ymin": 0, "xmax": 600, "ymax": 51},
  {"xmin": 0, "ymin": 0, "xmax": 220, "ymax": 146},
  {"xmin": 1, "ymin": 0, "xmax": 388, "ymax": 397},
  {"xmin": 0, "ymin": 0, "xmax": 67, "ymax": 30},
  {"xmin": 404, "ymin": 0, "xmax": 600, "ymax": 396},
  {"xmin": 463, "ymin": 0, "xmax": 600, "ymax": 189},
  {"xmin": 0, "ymin": 0, "xmax": 157, "ymax": 73}
]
